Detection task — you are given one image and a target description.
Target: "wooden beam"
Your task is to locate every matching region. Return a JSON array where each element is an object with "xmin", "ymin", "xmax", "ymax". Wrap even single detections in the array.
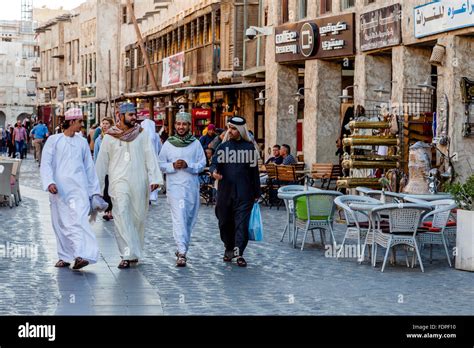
[{"xmin": 126, "ymin": 0, "xmax": 159, "ymax": 92}]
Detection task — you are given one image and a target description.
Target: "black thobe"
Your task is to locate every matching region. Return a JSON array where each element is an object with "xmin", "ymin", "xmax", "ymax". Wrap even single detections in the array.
[{"xmin": 210, "ymin": 138, "xmax": 261, "ymax": 256}]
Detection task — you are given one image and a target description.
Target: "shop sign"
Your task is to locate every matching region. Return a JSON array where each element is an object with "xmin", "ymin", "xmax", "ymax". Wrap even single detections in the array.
[
  {"xmin": 214, "ymin": 91, "xmax": 224, "ymax": 100},
  {"xmin": 360, "ymin": 4, "xmax": 402, "ymax": 51},
  {"xmin": 275, "ymin": 13, "xmax": 355, "ymax": 63},
  {"xmin": 414, "ymin": 0, "xmax": 474, "ymax": 38},
  {"xmin": 58, "ymin": 89, "xmax": 65, "ymax": 102},
  {"xmin": 198, "ymin": 92, "xmax": 211, "ymax": 103},
  {"xmin": 66, "ymin": 86, "xmax": 78, "ymax": 99},
  {"xmin": 192, "ymin": 108, "xmax": 211, "ymax": 118},
  {"xmin": 81, "ymin": 87, "xmax": 96, "ymax": 98},
  {"xmin": 26, "ymin": 80, "xmax": 36, "ymax": 97},
  {"xmin": 39, "ymin": 90, "xmax": 51, "ymax": 103},
  {"xmin": 162, "ymin": 51, "xmax": 185, "ymax": 87}
]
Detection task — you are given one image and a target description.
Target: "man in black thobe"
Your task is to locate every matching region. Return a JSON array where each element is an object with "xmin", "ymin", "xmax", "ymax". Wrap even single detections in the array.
[{"xmin": 211, "ymin": 116, "xmax": 261, "ymax": 267}]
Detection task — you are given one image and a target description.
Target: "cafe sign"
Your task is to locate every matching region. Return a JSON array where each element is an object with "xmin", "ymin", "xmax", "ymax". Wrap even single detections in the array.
[
  {"xmin": 360, "ymin": 4, "xmax": 402, "ymax": 51},
  {"xmin": 275, "ymin": 13, "xmax": 355, "ymax": 63},
  {"xmin": 414, "ymin": 0, "xmax": 474, "ymax": 38}
]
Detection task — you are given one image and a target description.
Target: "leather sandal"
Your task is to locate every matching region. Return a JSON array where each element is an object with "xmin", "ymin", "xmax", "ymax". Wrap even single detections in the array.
[
  {"xmin": 236, "ymin": 256, "xmax": 247, "ymax": 267},
  {"xmin": 72, "ymin": 257, "xmax": 89, "ymax": 270},
  {"xmin": 55, "ymin": 260, "xmax": 70, "ymax": 268},
  {"xmin": 176, "ymin": 252, "xmax": 187, "ymax": 267},
  {"xmin": 118, "ymin": 260, "xmax": 130, "ymax": 269}
]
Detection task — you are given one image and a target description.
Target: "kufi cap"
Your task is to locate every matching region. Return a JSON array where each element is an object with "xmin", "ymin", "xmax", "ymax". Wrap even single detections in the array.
[
  {"xmin": 175, "ymin": 111, "xmax": 192, "ymax": 123},
  {"xmin": 64, "ymin": 108, "xmax": 83, "ymax": 120}
]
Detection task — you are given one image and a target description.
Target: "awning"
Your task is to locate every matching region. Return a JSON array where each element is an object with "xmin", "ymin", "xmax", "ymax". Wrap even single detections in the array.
[
  {"xmin": 175, "ymin": 81, "xmax": 265, "ymax": 91},
  {"xmin": 113, "ymin": 89, "xmax": 176, "ymax": 100}
]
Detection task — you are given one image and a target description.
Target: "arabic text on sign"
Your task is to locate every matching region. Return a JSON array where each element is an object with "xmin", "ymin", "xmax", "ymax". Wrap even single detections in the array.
[
  {"xmin": 275, "ymin": 31, "xmax": 298, "ymax": 44},
  {"xmin": 276, "ymin": 44, "xmax": 298, "ymax": 54},
  {"xmin": 322, "ymin": 39, "xmax": 345, "ymax": 50},
  {"xmin": 319, "ymin": 22, "xmax": 348, "ymax": 36}
]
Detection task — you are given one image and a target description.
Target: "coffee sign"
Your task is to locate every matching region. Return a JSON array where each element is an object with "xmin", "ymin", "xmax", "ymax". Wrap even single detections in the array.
[{"xmin": 275, "ymin": 13, "xmax": 355, "ymax": 63}]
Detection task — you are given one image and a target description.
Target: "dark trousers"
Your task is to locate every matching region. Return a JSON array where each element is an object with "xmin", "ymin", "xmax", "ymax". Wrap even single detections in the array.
[
  {"xmin": 8, "ymin": 143, "xmax": 15, "ymax": 157},
  {"xmin": 104, "ymin": 175, "xmax": 113, "ymax": 213},
  {"xmin": 215, "ymin": 197, "xmax": 253, "ymax": 256},
  {"xmin": 15, "ymin": 140, "xmax": 24, "ymax": 159}
]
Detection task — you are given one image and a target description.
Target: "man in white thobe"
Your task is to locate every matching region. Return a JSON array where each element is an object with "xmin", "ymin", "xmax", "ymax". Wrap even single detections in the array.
[
  {"xmin": 158, "ymin": 112, "xmax": 206, "ymax": 267},
  {"xmin": 40, "ymin": 108, "xmax": 101, "ymax": 270},
  {"xmin": 141, "ymin": 113, "xmax": 162, "ymax": 202},
  {"xmin": 95, "ymin": 103, "xmax": 163, "ymax": 269}
]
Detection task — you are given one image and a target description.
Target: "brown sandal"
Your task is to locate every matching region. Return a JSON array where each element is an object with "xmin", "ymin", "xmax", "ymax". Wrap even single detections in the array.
[
  {"xmin": 236, "ymin": 256, "xmax": 247, "ymax": 267},
  {"xmin": 176, "ymin": 253, "xmax": 187, "ymax": 267},
  {"xmin": 118, "ymin": 260, "xmax": 130, "ymax": 269},
  {"xmin": 55, "ymin": 260, "xmax": 71, "ymax": 268},
  {"xmin": 72, "ymin": 257, "xmax": 89, "ymax": 270}
]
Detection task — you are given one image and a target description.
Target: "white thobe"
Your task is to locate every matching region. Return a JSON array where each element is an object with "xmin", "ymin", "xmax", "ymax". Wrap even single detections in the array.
[
  {"xmin": 40, "ymin": 134, "xmax": 101, "ymax": 264},
  {"xmin": 158, "ymin": 139, "xmax": 206, "ymax": 254},
  {"xmin": 141, "ymin": 118, "xmax": 162, "ymax": 201},
  {"xmin": 95, "ymin": 131, "xmax": 163, "ymax": 260}
]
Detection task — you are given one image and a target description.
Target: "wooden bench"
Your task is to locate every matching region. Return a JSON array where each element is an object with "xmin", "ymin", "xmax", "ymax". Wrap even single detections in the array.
[{"xmin": 311, "ymin": 163, "xmax": 342, "ymax": 189}]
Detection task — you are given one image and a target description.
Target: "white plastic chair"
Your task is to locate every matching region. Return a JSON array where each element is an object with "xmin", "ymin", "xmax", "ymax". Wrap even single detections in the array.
[
  {"xmin": 277, "ymin": 185, "xmax": 320, "ymax": 243},
  {"xmin": 334, "ymin": 195, "xmax": 381, "ymax": 261},
  {"xmin": 371, "ymin": 204, "xmax": 431, "ymax": 272},
  {"xmin": 0, "ymin": 162, "xmax": 15, "ymax": 208},
  {"xmin": 416, "ymin": 200, "xmax": 457, "ymax": 267},
  {"xmin": 293, "ymin": 191, "xmax": 343, "ymax": 251}
]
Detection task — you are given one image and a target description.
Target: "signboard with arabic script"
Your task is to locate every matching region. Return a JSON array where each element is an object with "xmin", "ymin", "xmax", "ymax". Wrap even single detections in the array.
[
  {"xmin": 360, "ymin": 4, "xmax": 402, "ymax": 51},
  {"xmin": 414, "ymin": 0, "xmax": 474, "ymax": 38},
  {"xmin": 275, "ymin": 13, "xmax": 355, "ymax": 63}
]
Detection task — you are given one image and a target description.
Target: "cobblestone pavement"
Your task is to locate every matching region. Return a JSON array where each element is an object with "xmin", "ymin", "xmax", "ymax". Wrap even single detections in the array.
[{"xmin": 0, "ymin": 156, "xmax": 473, "ymax": 315}]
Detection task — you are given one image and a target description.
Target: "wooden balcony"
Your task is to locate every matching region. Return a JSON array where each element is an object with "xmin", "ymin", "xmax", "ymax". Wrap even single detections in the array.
[{"xmin": 126, "ymin": 42, "xmax": 220, "ymax": 93}]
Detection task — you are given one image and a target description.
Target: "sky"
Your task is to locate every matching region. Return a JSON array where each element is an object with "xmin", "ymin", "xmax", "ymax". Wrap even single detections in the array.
[{"xmin": 2, "ymin": 0, "xmax": 87, "ymax": 21}]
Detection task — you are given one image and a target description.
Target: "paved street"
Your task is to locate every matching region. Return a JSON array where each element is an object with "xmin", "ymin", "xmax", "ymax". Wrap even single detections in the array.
[{"xmin": 0, "ymin": 156, "xmax": 473, "ymax": 315}]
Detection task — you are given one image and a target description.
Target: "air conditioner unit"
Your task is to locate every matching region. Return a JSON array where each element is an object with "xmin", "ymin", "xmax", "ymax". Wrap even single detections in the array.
[{"xmin": 124, "ymin": 57, "xmax": 130, "ymax": 67}]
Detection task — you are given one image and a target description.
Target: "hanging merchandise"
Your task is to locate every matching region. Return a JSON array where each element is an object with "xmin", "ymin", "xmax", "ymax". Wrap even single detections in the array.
[{"xmin": 460, "ymin": 77, "xmax": 474, "ymax": 137}]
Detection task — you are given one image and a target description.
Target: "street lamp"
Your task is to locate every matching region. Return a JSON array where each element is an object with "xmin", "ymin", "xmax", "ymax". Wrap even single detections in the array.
[
  {"xmin": 294, "ymin": 88, "xmax": 311, "ymax": 102},
  {"xmin": 373, "ymin": 81, "xmax": 397, "ymax": 99},
  {"xmin": 417, "ymin": 78, "xmax": 436, "ymax": 94},
  {"xmin": 255, "ymin": 88, "xmax": 270, "ymax": 106},
  {"xmin": 338, "ymin": 85, "xmax": 357, "ymax": 103}
]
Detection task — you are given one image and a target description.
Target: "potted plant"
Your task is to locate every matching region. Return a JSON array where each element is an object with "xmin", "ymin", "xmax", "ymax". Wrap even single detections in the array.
[{"xmin": 446, "ymin": 174, "xmax": 474, "ymax": 271}]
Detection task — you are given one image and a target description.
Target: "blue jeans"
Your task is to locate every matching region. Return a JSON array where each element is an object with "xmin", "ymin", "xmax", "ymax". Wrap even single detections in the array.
[{"xmin": 15, "ymin": 140, "xmax": 24, "ymax": 158}]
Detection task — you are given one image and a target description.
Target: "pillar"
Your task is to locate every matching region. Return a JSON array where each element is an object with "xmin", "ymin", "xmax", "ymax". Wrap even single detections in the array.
[{"xmin": 303, "ymin": 59, "xmax": 341, "ymax": 166}]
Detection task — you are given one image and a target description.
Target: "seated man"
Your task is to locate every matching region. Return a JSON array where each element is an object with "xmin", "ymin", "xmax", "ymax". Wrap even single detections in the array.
[
  {"xmin": 265, "ymin": 144, "xmax": 283, "ymax": 165},
  {"xmin": 280, "ymin": 144, "xmax": 297, "ymax": 165}
]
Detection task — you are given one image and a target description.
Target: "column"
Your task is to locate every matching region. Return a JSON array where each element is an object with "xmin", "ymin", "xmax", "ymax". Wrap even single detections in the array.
[{"xmin": 303, "ymin": 59, "xmax": 341, "ymax": 165}]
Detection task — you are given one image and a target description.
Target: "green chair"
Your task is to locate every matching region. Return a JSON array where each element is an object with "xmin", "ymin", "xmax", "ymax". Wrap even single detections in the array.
[{"xmin": 293, "ymin": 191, "xmax": 343, "ymax": 250}]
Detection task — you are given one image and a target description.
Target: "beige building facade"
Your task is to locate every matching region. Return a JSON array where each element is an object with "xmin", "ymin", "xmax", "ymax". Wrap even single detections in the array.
[
  {"xmin": 264, "ymin": 0, "xmax": 474, "ymax": 181},
  {"xmin": 0, "ymin": 20, "xmax": 38, "ymax": 128}
]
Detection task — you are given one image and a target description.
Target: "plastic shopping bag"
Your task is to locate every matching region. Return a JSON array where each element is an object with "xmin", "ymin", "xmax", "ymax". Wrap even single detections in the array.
[{"xmin": 248, "ymin": 202, "xmax": 263, "ymax": 241}]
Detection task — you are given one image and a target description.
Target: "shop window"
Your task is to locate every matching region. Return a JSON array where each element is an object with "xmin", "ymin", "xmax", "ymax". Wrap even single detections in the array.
[
  {"xmin": 341, "ymin": 0, "xmax": 355, "ymax": 10},
  {"xmin": 281, "ymin": 0, "xmax": 289, "ymax": 23},
  {"xmin": 320, "ymin": 0, "xmax": 332, "ymax": 14},
  {"xmin": 122, "ymin": 6, "xmax": 127, "ymax": 24},
  {"xmin": 299, "ymin": 0, "xmax": 308, "ymax": 19}
]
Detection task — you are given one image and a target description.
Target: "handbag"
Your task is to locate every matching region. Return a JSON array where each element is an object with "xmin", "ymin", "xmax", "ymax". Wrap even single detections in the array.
[{"xmin": 248, "ymin": 202, "xmax": 263, "ymax": 241}]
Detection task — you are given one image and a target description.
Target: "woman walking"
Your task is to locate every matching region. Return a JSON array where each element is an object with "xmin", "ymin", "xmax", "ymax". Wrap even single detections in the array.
[{"xmin": 94, "ymin": 117, "xmax": 114, "ymax": 221}]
